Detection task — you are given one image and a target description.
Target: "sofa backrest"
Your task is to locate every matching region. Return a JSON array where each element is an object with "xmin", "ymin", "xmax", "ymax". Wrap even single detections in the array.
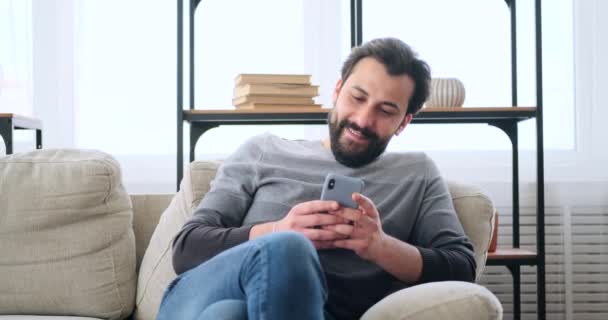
[{"xmin": 130, "ymin": 194, "xmax": 173, "ymax": 272}]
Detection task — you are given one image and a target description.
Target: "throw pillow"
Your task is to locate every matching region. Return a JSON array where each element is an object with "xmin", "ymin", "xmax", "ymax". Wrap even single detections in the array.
[{"xmin": 0, "ymin": 149, "xmax": 136, "ymax": 320}]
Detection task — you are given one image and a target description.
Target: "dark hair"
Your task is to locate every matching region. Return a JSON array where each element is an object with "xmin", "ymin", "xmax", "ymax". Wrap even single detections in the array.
[{"xmin": 340, "ymin": 38, "xmax": 431, "ymax": 115}]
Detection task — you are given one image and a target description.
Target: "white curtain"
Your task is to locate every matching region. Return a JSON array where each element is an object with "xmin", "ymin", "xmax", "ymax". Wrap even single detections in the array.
[{"xmin": 0, "ymin": 0, "xmax": 33, "ymax": 116}]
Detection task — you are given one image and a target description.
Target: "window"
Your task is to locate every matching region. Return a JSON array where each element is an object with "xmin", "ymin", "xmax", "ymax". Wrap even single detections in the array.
[
  {"xmin": 74, "ymin": 0, "xmax": 176, "ymax": 154},
  {"xmin": 0, "ymin": 0, "xmax": 33, "ymax": 116},
  {"xmin": 72, "ymin": 0, "xmax": 574, "ymax": 155},
  {"xmin": 74, "ymin": 0, "xmax": 318, "ymax": 156},
  {"xmin": 190, "ymin": 0, "xmax": 317, "ymax": 155},
  {"xmin": 357, "ymin": 0, "xmax": 574, "ymax": 151},
  {"xmin": 64, "ymin": 0, "xmax": 580, "ymax": 191}
]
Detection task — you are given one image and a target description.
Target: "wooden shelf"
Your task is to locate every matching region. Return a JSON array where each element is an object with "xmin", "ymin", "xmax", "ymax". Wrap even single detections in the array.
[
  {"xmin": 423, "ymin": 107, "xmax": 535, "ymax": 112},
  {"xmin": 183, "ymin": 106, "xmax": 537, "ymax": 125},
  {"xmin": 0, "ymin": 113, "xmax": 43, "ymax": 155},
  {"xmin": 416, "ymin": 106, "xmax": 536, "ymax": 122},
  {"xmin": 0, "ymin": 113, "xmax": 43, "ymax": 130},
  {"xmin": 487, "ymin": 248, "xmax": 538, "ymax": 266},
  {"xmin": 186, "ymin": 107, "xmax": 327, "ymax": 114},
  {"xmin": 185, "ymin": 106, "xmax": 536, "ymax": 115}
]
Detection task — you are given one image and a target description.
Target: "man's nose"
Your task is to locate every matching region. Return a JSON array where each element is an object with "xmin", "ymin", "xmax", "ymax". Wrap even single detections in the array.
[{"xmin": 350, "ymin": 104, "xmax": 375, "ymax": 129}]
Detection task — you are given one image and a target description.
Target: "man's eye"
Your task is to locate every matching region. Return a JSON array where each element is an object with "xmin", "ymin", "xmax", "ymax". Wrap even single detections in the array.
[{"xmin": 381, "ymin": 108, "xmax": 396, "ymax": 115}]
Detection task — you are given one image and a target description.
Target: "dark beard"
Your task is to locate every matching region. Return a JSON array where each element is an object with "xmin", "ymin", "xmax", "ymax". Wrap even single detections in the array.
[{"xmin": 328, "ymin": 113, "xmax": 389, "ymax": 168}]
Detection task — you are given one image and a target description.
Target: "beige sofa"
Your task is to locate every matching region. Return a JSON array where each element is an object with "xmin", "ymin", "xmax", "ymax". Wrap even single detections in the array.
[{"xmin": 0, "ymin": 149, "xmax": 502, "ymax": 320}]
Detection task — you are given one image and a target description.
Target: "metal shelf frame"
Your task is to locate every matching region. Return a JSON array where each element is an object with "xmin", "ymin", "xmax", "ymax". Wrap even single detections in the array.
[
  {"xmin": 0, "ymin": 114, "xmax": 43, "ymax": 155},
  {"xmin": 176, "ymin": 1, "xmax": 546, "ymax": 318}
]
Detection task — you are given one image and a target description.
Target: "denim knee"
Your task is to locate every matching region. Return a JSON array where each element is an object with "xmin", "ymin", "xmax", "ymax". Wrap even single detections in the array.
[
  {"xmin": 261, "ymin": 231, "xmax": 324, "ymax": 283},
  {"xmin": 257, "ymin": 231, "xmax": 326, "ymax": 290},
  {"xmin": 199, "ymin": 299, "xmax": 247, "ymax": 320},
  {"xmin": 265, "ymin": 231, "xmax": 317, "ymax": 260}
]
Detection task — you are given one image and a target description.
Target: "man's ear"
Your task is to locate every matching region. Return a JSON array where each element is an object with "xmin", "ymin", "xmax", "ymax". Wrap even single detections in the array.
[
  {"xmin": 395, "ymin": 113, "xmax": 413, "ymax": 136},
  {"xmin": 332, "ymin": 79, "xmax": 343, "ymax": 106}
]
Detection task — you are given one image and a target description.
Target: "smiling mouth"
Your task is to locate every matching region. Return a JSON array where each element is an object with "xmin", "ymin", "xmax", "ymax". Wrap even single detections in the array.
[{"xmin": 345, "ymin": 127, "xmax": 369, "ymax": 142}]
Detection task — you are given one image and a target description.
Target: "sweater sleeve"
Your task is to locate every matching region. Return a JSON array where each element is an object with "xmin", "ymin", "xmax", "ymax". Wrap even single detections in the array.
[
  {"xmin": 410, "ymin": 155, "xmax": 477, "ymax": 283},
  {"xmin": 171, "ymin": 135, "xmax": 265, "ymax": 275}
]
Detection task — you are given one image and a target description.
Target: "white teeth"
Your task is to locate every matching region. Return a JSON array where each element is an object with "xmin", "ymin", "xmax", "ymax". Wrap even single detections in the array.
[{"xmin": 348, "ymin": 128, "xmax": 364, "ymax": 138}]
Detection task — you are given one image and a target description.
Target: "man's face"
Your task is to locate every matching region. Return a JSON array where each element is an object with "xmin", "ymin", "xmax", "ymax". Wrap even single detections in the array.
[{"xmin": 329, "ymin": 57, "xmax": 415, "ymax": 168}]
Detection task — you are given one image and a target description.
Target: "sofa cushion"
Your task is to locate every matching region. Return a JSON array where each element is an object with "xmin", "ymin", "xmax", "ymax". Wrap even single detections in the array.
[
  {"xmin": 360, "ymin": 281, "xmax": 502, "ymax": 320},
  {"xmin": 0, "ymin": 149, "xmax": 136, "ymax": 320},
  {"xmin": 134, "ymin": 161, "xmax": 220, "ymax": 320}
]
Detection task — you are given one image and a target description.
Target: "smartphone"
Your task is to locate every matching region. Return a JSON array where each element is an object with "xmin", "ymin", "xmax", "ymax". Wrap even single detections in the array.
[{"xmin": 320, "ymin": 173, "xmax": 365, "ymax": 209}]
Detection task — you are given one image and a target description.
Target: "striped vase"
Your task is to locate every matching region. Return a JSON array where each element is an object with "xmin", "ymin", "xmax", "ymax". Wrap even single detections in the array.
[{"xmin": 426, "ymin": 77, "xmax": 466, "ymax": 108}]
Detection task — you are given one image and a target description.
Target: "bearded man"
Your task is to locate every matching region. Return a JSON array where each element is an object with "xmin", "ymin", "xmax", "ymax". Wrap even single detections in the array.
[{"xmin": 157, "ymin": 37, "xmax": 476, "ymax": 320}]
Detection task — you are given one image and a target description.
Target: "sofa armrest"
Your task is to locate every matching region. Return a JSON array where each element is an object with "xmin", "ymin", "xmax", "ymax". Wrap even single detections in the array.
[
  {"xmin": 360, "ymin": 281, "xmax": 502, "ymax": 320},
  {"xmin": 447, "ymin": 181, "xmax": 495, "ymax": 281}
]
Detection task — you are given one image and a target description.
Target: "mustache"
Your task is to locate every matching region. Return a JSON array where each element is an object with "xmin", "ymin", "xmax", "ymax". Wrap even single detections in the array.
[{"xmin": 339, "ymin": 120, "xmax": 378, "ymax": 140}]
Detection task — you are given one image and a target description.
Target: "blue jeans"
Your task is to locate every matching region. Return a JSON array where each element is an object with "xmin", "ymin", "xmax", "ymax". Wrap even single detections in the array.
[{"xmin": 156, "ymin": 232, "xmax": 330, "ymax": 320}]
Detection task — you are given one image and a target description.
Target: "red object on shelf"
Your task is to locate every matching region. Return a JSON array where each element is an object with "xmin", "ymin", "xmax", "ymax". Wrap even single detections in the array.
[{"xmin": 489, "ymin": 210, "xmax": 498, "ymax": 253}]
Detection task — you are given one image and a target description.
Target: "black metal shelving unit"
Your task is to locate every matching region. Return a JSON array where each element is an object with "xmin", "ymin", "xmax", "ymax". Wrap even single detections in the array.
[
  {"xmin": 0, "ymin": 113, "xmax": 43, "ymax": 155},
  {"xmin": 176, "ymin": 1, "xmax": 545, "ymax": 319}
]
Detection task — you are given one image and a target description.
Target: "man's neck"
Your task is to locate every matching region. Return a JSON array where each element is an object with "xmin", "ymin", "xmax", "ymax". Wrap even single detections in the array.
[{"xmin": 322, "ymin": 137, "xmax": 331, "ymax": 150}]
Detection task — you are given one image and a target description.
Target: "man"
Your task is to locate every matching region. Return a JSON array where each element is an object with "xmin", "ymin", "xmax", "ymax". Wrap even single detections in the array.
[{"xmin": 158, "ymin": 38, "xmax": 476, "ymax": 320}]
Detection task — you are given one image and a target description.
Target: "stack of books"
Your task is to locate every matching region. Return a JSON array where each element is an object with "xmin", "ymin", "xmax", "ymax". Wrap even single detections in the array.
[{"xmin": 232, "ymin": 74, "xmax": 321, "ymax": 110}]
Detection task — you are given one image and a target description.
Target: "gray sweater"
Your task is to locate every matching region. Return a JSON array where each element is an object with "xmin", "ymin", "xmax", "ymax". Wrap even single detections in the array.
[{"xmin": 172, "ymin": 133, "xmax": 476, "ymax": 320}]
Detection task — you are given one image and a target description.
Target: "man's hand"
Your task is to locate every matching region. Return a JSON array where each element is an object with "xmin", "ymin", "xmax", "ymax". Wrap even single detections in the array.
[
  {"xmin": 323, "ymin": 193, "xmax": 423, "ymax": 283},
  {"xmin": 250, "ymin": 200, "xmax": 350, "ymax": 249},
  {"xmin": 322, "ymin": 193, "xmax": 386, "ymax": 261}
]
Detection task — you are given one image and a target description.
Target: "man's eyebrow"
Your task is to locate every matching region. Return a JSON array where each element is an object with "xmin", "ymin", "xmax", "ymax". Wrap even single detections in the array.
[
  {"xmin": 352, "ymin": 85, "xmax": 401, "ymax": 111},
  {"xmin": 352, "ymin": 86, "xmax": 369, "ymax": 96}
]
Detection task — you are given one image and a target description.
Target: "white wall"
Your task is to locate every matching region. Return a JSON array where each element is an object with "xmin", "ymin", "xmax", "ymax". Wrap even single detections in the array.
[{"xmin": 32, "ymin": 0, "xmax": 75, "ymax": 149}]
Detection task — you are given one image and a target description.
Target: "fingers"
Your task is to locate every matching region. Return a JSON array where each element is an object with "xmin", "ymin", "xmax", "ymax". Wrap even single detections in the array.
[
  {"xmin": 330, "ymin": 207, "xmax": 363, "ymax": 222},
  {"xmin": 330, "ymin": 207, "xmax": 375, "ymax": 233},
  {"xmin": 333, "ymin": 238, "xmax": 366, "ymax": 252},
  {"xmin": 297, "ymin": 213, "xmax": 349, "ymax": 229},
  {"xmin": 301, "ymin": 228, "xmax": 349, "ymax": 241},
  {"xmin": 322, "ymin": 223, "xmax": 354, "ymax": 236},
  {"xmin": 292, "ymin": 200, "xmax": 340, "ymax": 216},
  {"xmin": 352, "ymin": 193, "xmax": 378, "ymax": 218},
  {"xmin": 322, "ymin": 215, "xmax": 376, "ymax": 237},
  {"xmin": 312, "ymin": 240, "xmax": 336, "ymax": 250}
]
